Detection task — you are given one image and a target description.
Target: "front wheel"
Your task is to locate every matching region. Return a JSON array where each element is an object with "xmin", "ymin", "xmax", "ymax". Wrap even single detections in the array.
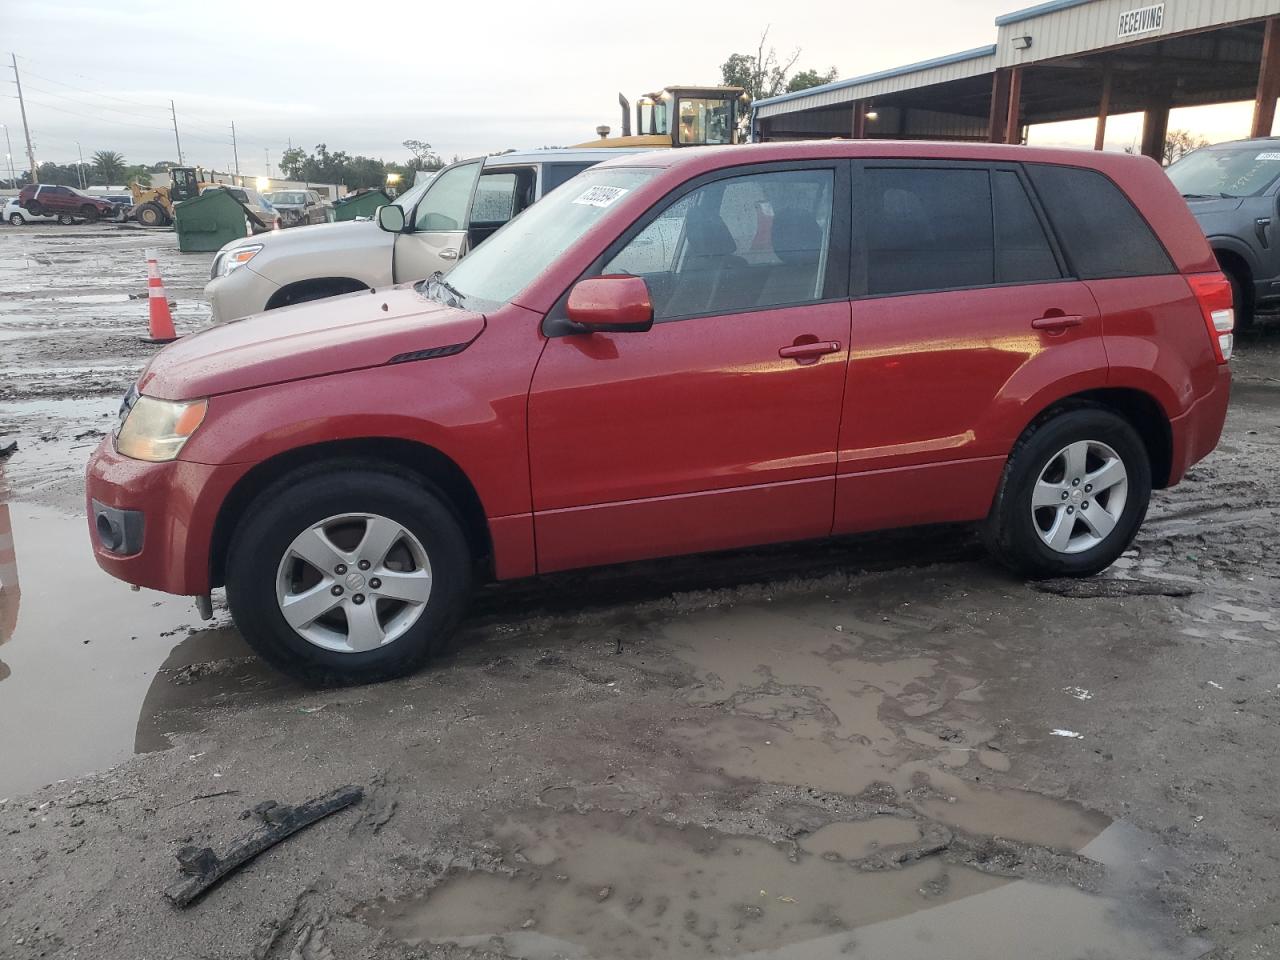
[
  {"xmin": 136, "ymin": 202, "xmax": 167, "ymax": 227},
  {"xmin": 7, "ymin": 213, "xmax": 23, "ymax": 225},
  {"xmin": 983, "ymin": 408, "xmax": 1152, "ymax": 579},
  {"xmin": 57, "ymin": 213, "xmax": 75, "ymax": 225},
  {"xmin": 225, "ymin": 465, "xmax": 473, "ymax": 684},
  {"xmin": 80, "ymin": 205, "xmax": 99, "ymax": 223}
]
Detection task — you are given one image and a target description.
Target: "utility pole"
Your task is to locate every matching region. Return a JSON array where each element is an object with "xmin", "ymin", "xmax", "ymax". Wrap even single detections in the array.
[
  {"xmin": 76, "ymin": 140, "xmax": 86, "ymax": 188},
  {"xmin": 1, "ymin": 123, "xmax": 16, "ymax": 188},
  {"xmin": 11, "ymin": 54, "xmax": 37, "ymax": 183},
  {"xmin": 264, "ymin": 147, "xmax": 270, "ymax": 179},
  {"xmin": 231, "ymin": 121, "xmax": 240, "ymax": 178},
  {"xmin": 170, "ymin": 99, "xmax": 184, "ymax": 165}
]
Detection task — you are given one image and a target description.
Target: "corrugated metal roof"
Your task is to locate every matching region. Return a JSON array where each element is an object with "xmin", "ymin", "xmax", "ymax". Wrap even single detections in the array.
[
  {"xmin": 753, "ymin": 45, "xmax": 998, "ymax": 117},
  {"xmin": 995, "ymin": 0, "xmax": 1096, "ymax": 27}
]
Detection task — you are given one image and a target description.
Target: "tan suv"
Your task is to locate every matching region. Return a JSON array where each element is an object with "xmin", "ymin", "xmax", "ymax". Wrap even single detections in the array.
[{"xmin": 204, "ymin": 149, "xmax": 635, "ymax": 323}]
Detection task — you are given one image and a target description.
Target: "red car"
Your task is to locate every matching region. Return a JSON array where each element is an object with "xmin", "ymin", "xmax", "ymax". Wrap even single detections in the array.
[
  {"xmin": 87, "ymin": 141, "xmax": 1232, "ymax": 683},
  {"xmin": 18, "ymin": 183, "xmax": 119, "ymax": 222}
]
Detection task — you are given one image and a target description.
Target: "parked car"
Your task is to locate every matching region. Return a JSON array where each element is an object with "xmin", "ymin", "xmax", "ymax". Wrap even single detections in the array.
[
  {"xmin": 3, "ymin": 197, "xmax": 60, "ymax": 225},
  {"xmin": 204, "ymin": 148, "xmax": 637, "ymax": 323},
  {"xmin": 202, "ymin": 185, "xmax": 281, "ymax": 233},
  {"xmin": 266, "ymin": 189, "xmax": 332, "ymax": 227},
  {"xmin": 1167, "ymin": 136, "xmax": 1280, "ymax": 330},
  {"xmin": 88, "ymin": 141, "xmax": 1232, "ymax": 684},
  {"xmin": 17, "ymin": 184, "xmax": 119, "ymax": 222}
]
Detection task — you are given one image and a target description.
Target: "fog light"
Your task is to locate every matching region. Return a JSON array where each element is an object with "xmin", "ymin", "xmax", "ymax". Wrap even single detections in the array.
[
  {"xmin": 91, "ymin": 499, "xmax": 145, "ymax": 556},
  {"xmin": 96, "ymin": 513, "xmax": 122, "ymax": 552}
]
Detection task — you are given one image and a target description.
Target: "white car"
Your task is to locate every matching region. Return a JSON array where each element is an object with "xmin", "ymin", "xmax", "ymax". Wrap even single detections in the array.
[
  {"xmin": 204, "ymin": 149, "xmax": 635, "ymax": 323},
  {"xmin": 3, "ymin": 197, "xmax": 61, "ymax": 225}
]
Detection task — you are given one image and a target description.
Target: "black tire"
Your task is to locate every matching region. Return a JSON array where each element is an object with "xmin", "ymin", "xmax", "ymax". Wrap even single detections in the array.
[
  {"xmin": 7, "ymin": 213, "xmax": 23, "ymax": 226},
  {"xmin": 269, "ymin": 279, "xmax": 367, "ymax": 309},
  {"xmin": 1226, "ymin": 270, "xmax": 1253, "ymax": 332},
  {"xmin": 983, "ymin": 407, "xmax": 1152, "ymax": 579},
  {"xmin": 26, "ymin": 201, "xmax": 42, "ymax": 215},
  {"xmin": 225, "ymin": 463, "xmax": 472, "ymax": 685},
  {"xmin": 137, "ymin": 202, "xmax": 167, "ymax": 227},
  {"xmin": 80, "ymin": 204, "xmax": 99, "ymax": 223},
  {"xmin": 57, "ymin": 213, "xmax": 75, "ymax": 225}
]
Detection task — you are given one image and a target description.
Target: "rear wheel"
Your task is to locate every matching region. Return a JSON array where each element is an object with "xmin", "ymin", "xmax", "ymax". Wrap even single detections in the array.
[
  {"xmin": 983, "ymin": 408, "xmax": 1152, "ymax": 579},
  {"xmin": 226, "ymin": 465, "xmax": 472, "ymax": 684},
  {"xmin": 7, "ymin": 213, "xmax": 23, "ymax": 226},
  {"xmin": 80, "ymin": 204, "xmax": 99, "ymax": 223},
  {"xmin": 25, "ymin": 201, "xmax": 43, "ymax": 215},
  {"xmin": 57, "ymin": 213, "xmax": 75, "ymax": 226},
  {"xmin": 136, "ymin": 202, "xmax": 168, "ymax": 227}
]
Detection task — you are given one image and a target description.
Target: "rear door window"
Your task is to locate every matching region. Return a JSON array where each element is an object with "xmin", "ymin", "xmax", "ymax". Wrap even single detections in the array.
[
  {"xmin": 865, "ymin": 166, "xmax": 994, "ymax": 295},
  {"xmin": 1025, "ymin": 164, "xmax": 1174, "ymax": 279},
  {"xmin": 470, "ymin": 172, "xmax": 519, "ymax": 224},
  {"xmin": 993, "ymin": 170, "xmax": 1061, "ymax": 284},
  {"xmin": 541, "ymin": 163, "xmax": 595, "ymax": 195}
]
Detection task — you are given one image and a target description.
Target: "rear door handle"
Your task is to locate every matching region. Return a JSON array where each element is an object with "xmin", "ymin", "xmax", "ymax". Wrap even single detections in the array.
[
  {"xmin": 1031, "ymin": 314, "xmax": 1084, "ymax": 332},
  {"xmin": 779, "ymin": 340, "xmax": 841, "ymax": 362}
]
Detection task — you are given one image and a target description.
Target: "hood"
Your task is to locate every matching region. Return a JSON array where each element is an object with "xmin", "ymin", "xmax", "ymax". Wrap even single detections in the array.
[
  {"xmin": 1183, "ymin": 196, "xmax": 1245, "ymax": 216},
  {"xmin": 138, "ymin": 284, "xmax": 485, "ymax": 401},
  {"xmin": 221, "ymin": 217, "xmax": 391, "ymax": 258}
]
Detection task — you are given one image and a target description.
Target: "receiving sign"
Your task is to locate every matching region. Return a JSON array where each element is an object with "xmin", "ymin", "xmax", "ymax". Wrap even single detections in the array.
[{"xmin": 1117, "ymin": 3, "xmax": 1165, "ymax": 39}]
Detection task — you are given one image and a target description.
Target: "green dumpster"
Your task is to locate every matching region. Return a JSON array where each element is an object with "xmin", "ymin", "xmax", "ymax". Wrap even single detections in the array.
[
  {"xmin": 332, "ymin": 189, "xmax": 390, "ymax": 222},
  {"xmin": 173, "ymin": 188, "xmax": 254, "ymax": 253}
]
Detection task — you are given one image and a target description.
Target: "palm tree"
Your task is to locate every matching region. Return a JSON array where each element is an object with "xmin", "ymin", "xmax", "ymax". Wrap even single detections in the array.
[{"xmin": 92, "ymin": 150, "xmax": 126, "ymax": 186}]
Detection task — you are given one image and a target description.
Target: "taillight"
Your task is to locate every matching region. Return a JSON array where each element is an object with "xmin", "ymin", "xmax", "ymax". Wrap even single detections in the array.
[{"xmin": 1186, "ymin": 272, "xmax": 1234, "ymax": 364}]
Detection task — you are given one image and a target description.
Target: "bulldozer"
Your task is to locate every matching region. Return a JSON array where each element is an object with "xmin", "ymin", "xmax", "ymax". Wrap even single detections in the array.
[
  {"xmin": 575, "ymin": 85, "xmax": 749, "ymax": 150},
  {"xmin": 130, "ymin": 166, "xmax": 211, "ymax": 227}
]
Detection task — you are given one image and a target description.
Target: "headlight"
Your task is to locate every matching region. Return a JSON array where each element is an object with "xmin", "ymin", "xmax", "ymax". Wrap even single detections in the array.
[
  {"xmin": 216, "ymin": 243, "xmax": 263, "ymax": 277},
  {"xmin": 115, "ymin": 395, "xmax": 208, "ymax": 462}
]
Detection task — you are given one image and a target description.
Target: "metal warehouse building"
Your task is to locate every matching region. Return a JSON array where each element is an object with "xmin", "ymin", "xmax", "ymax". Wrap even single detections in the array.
[{"xmin": 752, "ymin": 0, "xmax": 1280, "ymax": 159}]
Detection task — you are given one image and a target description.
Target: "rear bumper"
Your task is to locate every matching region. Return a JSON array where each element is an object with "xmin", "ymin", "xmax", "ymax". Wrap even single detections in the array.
[
  {"xmin": 1167, "ymin": 366, "xmax": 1231, "ymax": 486},
  {"xmin": 84, "ymin": 438, "xmax": 250, "ymax": 596}
]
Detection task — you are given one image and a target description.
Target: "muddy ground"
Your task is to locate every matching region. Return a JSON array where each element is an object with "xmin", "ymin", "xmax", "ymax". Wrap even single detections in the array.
[{"xmin": 0, "ymin": 222, "xmax": 1279, "ymax": 959}]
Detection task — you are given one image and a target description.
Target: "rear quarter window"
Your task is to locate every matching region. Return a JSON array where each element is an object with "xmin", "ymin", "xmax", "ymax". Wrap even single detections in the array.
[{"xmin": 1025, "ymin": 164, "xmax": 1174, "ymax": 280}]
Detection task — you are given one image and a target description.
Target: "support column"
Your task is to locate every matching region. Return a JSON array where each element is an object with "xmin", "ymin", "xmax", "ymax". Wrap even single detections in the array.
[
  {"xmin": 1004, "ymin": 66, "xmax": 1024, "ymax": 144},
  {"xmin": 1140, "ymin": 102, "xmax": 1170, "ymax": 162},
  {"xmin": 988, "ymin": 68, "xmax": 1012, "ymax": 143},
  {"xmin": 1094, "ymin": 61, "xmax": 1113, "ymax": 151},
  {"xmin": 1252, "ymin": 17, "xmax": 1280, "ymax": 138},
  {"xmin": 852, "ymin": 100, "xmax": 867, "ymax": 139}
]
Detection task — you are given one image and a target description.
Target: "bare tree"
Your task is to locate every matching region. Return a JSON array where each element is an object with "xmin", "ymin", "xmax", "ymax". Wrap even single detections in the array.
[{"xmin": 721, "ymin": 27, "xmax": 806, "ymax": 100}]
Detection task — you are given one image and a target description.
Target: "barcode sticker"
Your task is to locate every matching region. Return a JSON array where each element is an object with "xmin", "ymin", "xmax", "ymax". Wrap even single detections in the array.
[
  {"xmin": 1257, "ymin": 152, "xmax": 1280, "ymax": 160},
  {"xmin": 573, "ymin": 185, "xmax": 629, "ymax": 207}
]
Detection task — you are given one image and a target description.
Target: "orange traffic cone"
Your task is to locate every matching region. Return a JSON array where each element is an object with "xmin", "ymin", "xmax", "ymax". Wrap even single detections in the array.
[{"xmin": 144, "ymin": 248, "xmax": 178, "ymax": 344}]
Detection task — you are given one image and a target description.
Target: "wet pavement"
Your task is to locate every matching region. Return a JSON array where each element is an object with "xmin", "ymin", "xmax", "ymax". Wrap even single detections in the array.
[{"xmin": 1, "ymin": 225, "xmax": 1279, "ymax": 959}]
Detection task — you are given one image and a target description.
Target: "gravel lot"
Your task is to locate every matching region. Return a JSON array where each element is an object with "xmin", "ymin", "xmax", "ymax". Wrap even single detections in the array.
[{"xmin": 1, "ymin": 222, "xmax": 1279, "ymax": 959}]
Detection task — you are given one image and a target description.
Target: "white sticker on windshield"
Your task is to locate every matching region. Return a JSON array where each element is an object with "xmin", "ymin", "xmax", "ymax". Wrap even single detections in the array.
[
  {"xmin": 573, "ymin": 185, "xmax": 629, "ymax": 207},
  {"xmin": 1258, "ymin": 152, "xmax": 1280, "ymax": 160}
]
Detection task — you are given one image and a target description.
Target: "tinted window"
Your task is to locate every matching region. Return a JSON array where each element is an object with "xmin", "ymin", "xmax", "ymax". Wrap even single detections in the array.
[
  {"xmin": 866, "ymin": 167, "xmax": 993, "ymax": 295},
  {"xmin": 542, "ymin": 163, "xmax": 594, "ymax": 194},
  {"xmin": 1026, "ymin": 165, "xmax": 1174, "ymax": 279},
  {"xmin": 605, "ymin": 169, "xmax": 834, "ymax": 320},
  {"xmin": 414, "ymin": 161, "xmax": 480, "ymax": 232},
  {"xmin": 993, "ymin": 171, "xmax": 1060, "ymax": 283},
  {"xmin": 471, "ymin": 172, "xmax": 517, "ymax": 223}
]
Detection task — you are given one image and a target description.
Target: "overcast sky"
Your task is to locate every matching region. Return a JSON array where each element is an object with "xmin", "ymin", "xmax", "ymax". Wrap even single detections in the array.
[{"xmin": 2, "ymin": 0, "xmax": 1259, "ymax": 177}]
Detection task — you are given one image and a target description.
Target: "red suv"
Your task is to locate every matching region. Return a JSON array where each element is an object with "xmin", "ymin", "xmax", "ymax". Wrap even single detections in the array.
[
  {"xmin": 86, "ymin": 142, "xmax": 1232, "ymax": 683},
  {"xmin": 18, "ymin": 183, "xmax": 118, "ymax": 222}
]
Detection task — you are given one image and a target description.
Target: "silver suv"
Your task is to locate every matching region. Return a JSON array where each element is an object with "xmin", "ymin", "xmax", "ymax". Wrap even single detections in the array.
[{"xmin": 205, "ymin": 149, "xmax": 638, "ymax": 323}]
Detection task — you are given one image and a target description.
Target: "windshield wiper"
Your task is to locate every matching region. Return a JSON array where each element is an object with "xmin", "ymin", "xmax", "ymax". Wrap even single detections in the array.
[
  {"xmin": 423, "ymin": 272, "xmax": 465, "ymax": 307},
  {"xmin": 1181, "ymin": 192, "xmax": 1235, "ymax": 200}
]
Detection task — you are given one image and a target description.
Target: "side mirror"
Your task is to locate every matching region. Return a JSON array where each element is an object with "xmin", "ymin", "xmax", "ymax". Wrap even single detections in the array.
[
  {"xmin": 566, "ymin": 276, "xmax": 653, "ymax": 333},
  {"xmin": 376, "ymin": 204, "xmax": 406, "ymax": 233}
]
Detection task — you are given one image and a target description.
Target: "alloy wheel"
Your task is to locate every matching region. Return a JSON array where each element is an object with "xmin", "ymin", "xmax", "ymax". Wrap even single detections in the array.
[
  {"xmin": 1030, "ymin": 440, "xmax": 1129, "ymax": 554},
  {"xmin": 275, "ymin": 512, "xmax": 433, "ymax": 654}
]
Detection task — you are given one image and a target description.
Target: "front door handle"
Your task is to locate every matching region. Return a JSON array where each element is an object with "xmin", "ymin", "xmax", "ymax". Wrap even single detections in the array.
[
  {"xmin": 1031, "ymin": 314, "xmax": 1084, "ymax": 333},
  {"xmin": 779, "ymin": 340, "xmax": 841, "ymax": 364},
  {"xmin": 439, "ymin": 248, "xmax": 459, "ymax": 261}
]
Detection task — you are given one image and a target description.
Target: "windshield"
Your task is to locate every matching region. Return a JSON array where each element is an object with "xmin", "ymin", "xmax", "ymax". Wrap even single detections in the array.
[
  {"xmin": 427, "ymin": 167, "xmax": 658, "ymax": 309},
  {"xmin": 1167, "ymin": 145, "xmax": 1280, "ymax": 198},
  {"xmin": 269, "ymin": 191, "xmax": 307, "ymax": 205},
  {"xmin": 390, "ymin": 179, "xmax": 431, "ymax": 211}
]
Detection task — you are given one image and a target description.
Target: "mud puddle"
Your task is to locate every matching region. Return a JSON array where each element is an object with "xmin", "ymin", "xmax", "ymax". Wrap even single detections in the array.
[
  {"xmin": 0, "ymin": 499, "xmax": 283, "ymax": 797},
  {"xmin": 364, "ymin": 809, "xmax": 1206, "ymax": 959}
]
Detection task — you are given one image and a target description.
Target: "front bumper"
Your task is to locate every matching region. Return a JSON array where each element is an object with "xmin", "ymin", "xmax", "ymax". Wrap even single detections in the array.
[
  {"xmin": 204, "ymin": 264, "xmax": 279, "ymax": 324},
  {"xmin": 85, "ymin": 437, "xmax": 251, "ymax": 596}
]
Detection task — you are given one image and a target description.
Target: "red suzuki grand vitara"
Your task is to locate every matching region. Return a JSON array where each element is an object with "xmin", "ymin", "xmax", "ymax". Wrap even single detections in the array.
[{"xmin": 87, "ymin": 142, "xmax": 1233, "ymax": 682}]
